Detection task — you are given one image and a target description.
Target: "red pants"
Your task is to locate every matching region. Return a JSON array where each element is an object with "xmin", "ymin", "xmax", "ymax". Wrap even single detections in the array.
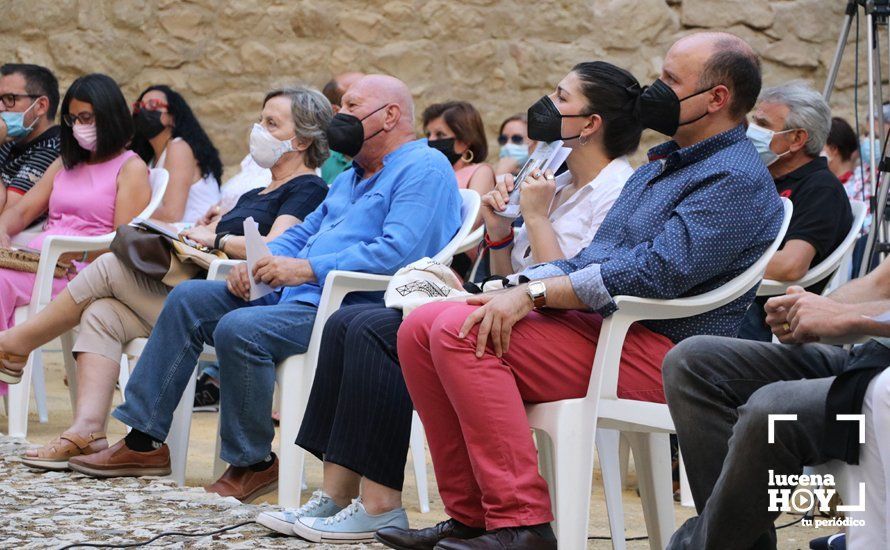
[{"xmin": 397, "ymin": 302, "xmax": 674, "ymax": 529}]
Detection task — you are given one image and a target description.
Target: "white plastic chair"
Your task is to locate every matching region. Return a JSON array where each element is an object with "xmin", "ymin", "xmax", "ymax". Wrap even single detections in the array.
[
  {"xmin": 757, "ymin": 200, "xmax": 866, "ymax": 298},
  {"xmin": 123, "ymin": 189, "xmax": 479, "ymax": 508},
  {"xmin": 6, "ymin": 168, "xmax": 169, "ymax": 437},
  {"xmin": 527, "ymin": 199, "xmax": 793, "ymax": 550}
]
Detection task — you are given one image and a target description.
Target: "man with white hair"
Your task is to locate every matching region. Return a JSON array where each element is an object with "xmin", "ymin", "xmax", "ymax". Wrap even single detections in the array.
[
  {"xmin": 740, "ymin": 82, "xmax": 854, "ymax": 341},
  {"xmin": 67, "ymin": 75, "xmax": 462, "ymax": 508}
]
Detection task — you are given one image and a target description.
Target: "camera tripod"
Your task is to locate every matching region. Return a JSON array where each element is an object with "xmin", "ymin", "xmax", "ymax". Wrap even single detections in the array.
[{"xmin": 824, "ymin": 0, "xmax": 890, "ymax": 275}]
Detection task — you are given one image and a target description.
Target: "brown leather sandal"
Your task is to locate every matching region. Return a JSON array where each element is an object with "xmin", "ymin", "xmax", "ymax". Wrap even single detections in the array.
[
  {"xmin": 21, "ymin": 431, "xmax": 108, "ymax": 471},
  {"xmin": 0, "ymin": 351, "xmax": 27, "ymax": 384}
]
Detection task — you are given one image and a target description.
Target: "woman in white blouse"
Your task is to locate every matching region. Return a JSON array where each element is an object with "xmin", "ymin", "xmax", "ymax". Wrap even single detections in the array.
[{"xmin": 483, "ymin": 62, "xmax": 641, "ymax": 276}]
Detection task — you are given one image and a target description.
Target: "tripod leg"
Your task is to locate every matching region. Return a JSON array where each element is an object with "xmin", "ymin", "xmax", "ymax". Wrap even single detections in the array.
[{"xmin": 824, "ymin": 1, "xmax": 858, "ymax": 101}]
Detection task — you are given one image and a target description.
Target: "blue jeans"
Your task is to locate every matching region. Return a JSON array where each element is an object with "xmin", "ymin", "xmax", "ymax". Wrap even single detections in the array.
[{"xmin": 112, "ymin": 280, "xmax": 317, "ymax": 466}]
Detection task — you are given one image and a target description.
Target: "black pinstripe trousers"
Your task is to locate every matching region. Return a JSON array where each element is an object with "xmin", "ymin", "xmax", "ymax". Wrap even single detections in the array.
[{"xmin": 295, "ymin": 303, "xmax": 413, "ymax": 491}]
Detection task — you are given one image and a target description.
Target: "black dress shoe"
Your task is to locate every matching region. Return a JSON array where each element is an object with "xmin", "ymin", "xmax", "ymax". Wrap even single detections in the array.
[
  {"xmin": 375, "ymin": 518, "xmax": 485, "ymax": 550},
  {"xmin": 435, "ymin": 525, "xmax": 557, "ymax": 549}
]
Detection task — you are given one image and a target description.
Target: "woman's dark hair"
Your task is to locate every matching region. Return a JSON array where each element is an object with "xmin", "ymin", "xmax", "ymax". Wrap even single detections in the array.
[
  {"xmin": 571, "ymin": 61, "xmax": 643, "ymax": 159},
  {"xmin": 498, "ymin": 113, "xmax": 527, "ymax": 137},
  {"xmin": 827, "ymin": 116, "xmax": 859, "ymax": 162},
  {"xmin": 131, "ymin": 85, "xmax": 223, "ymax": 184},
  {"xmin": 421, "ymin": 101, "xmax": 488, "ymax": 163},
  {"xmin": 59, "ymin": 73, "xmax": 133, "ymax": 170}
]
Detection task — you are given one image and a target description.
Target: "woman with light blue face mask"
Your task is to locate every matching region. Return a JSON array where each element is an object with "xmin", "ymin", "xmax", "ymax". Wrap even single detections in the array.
[{"xmin": 493, "ymin": 113, "xmax": 536, "ymax": 176}]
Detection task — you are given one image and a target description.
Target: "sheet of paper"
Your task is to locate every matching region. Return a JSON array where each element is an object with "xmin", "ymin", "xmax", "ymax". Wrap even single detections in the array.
[{"xmin": 243, "ymin": 217, "xmax": 276, "ymax": 301}]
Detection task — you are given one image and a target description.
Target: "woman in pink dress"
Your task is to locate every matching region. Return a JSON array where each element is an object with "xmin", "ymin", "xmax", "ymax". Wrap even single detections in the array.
[{"xmin": 0, "ymin": 73, "xmax": 150, "ymax": 393}]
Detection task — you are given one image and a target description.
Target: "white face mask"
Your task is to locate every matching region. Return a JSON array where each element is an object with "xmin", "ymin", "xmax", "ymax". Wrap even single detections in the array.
[
  {"xmin": 746, "ymin": 123, "xmax": 794, "ymax": 167},
  {"xmin": 249, "ymin": 123, "xmax": 295, "ymax": 169}
]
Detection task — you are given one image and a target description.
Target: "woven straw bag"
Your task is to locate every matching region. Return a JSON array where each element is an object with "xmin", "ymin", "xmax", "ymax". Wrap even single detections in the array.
[{"xmin": 0, "ymin": 248, "xmax": 72, "ymax": 278}]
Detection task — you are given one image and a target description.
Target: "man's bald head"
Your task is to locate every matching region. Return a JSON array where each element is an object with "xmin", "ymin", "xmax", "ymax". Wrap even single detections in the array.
[
  {"xmin": 344, "ymin": 74, "xmax": 415, "ymax": 127},
  {"xmin": 670, "ymin": 32, "xmax": 761, "ymax": 120}
]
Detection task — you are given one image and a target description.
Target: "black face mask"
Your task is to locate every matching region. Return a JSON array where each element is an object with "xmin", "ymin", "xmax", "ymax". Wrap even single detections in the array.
[
  {"xmin": 428, "ymin": 137, "xmax": 462, "ymax": 165},
  {"xmin": 326, "ymin": 104, "xmax": 388, "ymax": 157},
  {"xmin": 134, "ymin": 109, "xmax": 167, "ymax": 139},
  {"xmin": 637, "ymin": 79, "xmax": 714, "ymax": 136},
  {"xmin": 527, "ymin": 95, "xmax": 591, "ymax": 143}
]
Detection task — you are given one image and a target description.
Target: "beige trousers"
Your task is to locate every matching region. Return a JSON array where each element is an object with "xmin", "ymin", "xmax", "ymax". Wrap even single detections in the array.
[{"xmin": 66, "ymin": 253, "xmax": 170, "ymax": 363}]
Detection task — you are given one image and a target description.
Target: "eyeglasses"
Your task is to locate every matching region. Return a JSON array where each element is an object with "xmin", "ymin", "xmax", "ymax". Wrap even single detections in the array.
[
  {"xmin": 0, "ymin": 93, "xmax": 40, "ymax": 109},
  {"xmin": 132, "ymin": 99, "xmax": 168, "ymax": 113},
  {"xmin": 498, "ymin": 134, "xmax": 525, "ymax": 146},
  {"xmin": 62, "ymin": 112, "xmax": 95, "ymax": 126}
]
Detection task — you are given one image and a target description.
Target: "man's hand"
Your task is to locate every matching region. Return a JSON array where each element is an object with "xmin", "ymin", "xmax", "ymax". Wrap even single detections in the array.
[
  {"xmin": 764, "ymin": 286, "xmax": 807, "ymax": 343},
  {"xmin": 785, "ymin": 292, "xmax": 864, "ymax": 343},
  {"xmin": 226, "ymin": 263, "xmax": 251, "ymax": 301},
  {"xmin": 253, "ymin": 256, "xmax": 315, "ymax": 288},
  {"xmin": 459, "ymin": 285, "xmax": 534, "ymax": 358},
  {"xmin": 0, "ymin": 231, "xmax": 11, "ymax": 249}
]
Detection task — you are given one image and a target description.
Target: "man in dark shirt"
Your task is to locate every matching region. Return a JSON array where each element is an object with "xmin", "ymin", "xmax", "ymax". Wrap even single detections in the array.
[
  {"xmin": 740, "ymin": 82, "xmax": 854, "ymax": 341},
  {"xmin": 0, "ymin": 63, "xmax": 60, "ymax": 213}
]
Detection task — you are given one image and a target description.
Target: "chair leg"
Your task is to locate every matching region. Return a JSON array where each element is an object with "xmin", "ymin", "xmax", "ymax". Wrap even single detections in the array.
[
  {"xmin": 410, "ymin": 411, "xmax": 430, "ymax": 513},
  {"xmin": 619, "ymin": 432, "xmax": 631, "ymax": 489},
  {"xmin": 213, "ymin": 419, "xmax": 226, "ymax": 479},
  {"xmin": 678, "ymin": 452, "xmax": 694, "ymax": 508},
  {"xmin": 537, "ymin": 424, "xmax": 596, "ymax": 550},
  {"xmin": 596, "ymin": 428, "xmax": 627, "ymax": 550},
  {"xmin": 166, "ymin": 366, "xmax": 198, "ymax": 486},
  {"xmin": 7, "ymin": 351, "xmax": 36, "ymax": 438},
  {"xmin": 276, "ymin": 357, "xmax": 308, "ymax": 508},
  {"xmin": 31, "ymin": 351, "xmax": 48, "ymax": 423},
  {"xmin": 118, "ymin": 354, "xmax": 131, "ymax": 400},
  {"xmin": 626, "ymin": 432, "xmax": 675, "ymax": 550},
  {"xmin": 60, "ymin": 331, "xmax": 78, "ymax": 411}
]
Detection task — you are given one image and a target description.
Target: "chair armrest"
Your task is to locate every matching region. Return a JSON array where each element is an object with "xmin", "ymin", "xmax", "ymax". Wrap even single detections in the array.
[
  {"xmin": 30, "ymin": 232, "xmax": 116, "ymax": 311},
  {"xmin": 317, "ymin": 270, "xmax": 393, "ymax": 320},
  {"xmin": 207, "ymin": 259, "xmax": 245, "ymax": 281}
]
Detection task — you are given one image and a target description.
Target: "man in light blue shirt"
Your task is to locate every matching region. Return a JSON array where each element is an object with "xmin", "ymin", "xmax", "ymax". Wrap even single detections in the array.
[{"xmin": 68, "ymin": 76, "xmax": 462, "ymax": 502}]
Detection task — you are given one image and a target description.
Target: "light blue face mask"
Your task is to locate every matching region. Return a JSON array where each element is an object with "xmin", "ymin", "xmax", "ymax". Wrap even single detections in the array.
[
  {"xmin": 860, "ymin": 136, "xmax": 877, "ymax": 165},
  {"xmin": 746, "ymin": 123, "xmax": 794, "ymax": 167},
  {"xmin": 499, "ymin": 142, "xmax": 529, "ymax": 165},
  {"xmin": 1, "ymin": 99, "xmax": 39, "ymax": 139}
]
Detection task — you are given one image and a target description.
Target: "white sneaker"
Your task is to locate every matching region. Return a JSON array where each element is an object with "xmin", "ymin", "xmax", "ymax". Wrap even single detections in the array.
[
  {"xmin": 256, "ymin": 490, "xmax": 343, "ymax": 535},
  {"xmin": 292, "ymin": 497, "xmax": 409, "ymax": 543}
]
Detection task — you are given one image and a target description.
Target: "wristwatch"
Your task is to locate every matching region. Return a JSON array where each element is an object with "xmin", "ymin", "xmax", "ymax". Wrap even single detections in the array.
[{"xmin": 526, "ymin": 281, "xmax": 547, "ymax": 309}]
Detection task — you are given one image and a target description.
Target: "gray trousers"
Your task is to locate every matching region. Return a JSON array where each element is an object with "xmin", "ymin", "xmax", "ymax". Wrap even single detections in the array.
[{"xmin": 662, "ymin": 335, "xmax": 856, "ymax": 550}]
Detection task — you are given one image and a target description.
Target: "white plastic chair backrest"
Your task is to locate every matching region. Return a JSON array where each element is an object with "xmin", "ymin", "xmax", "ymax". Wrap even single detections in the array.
[
  {"xmin": 757, "ymin": 200, "xmax": 866, "ymax": 296},
  {"xmin": 456, "ymin": 225, "xmax": 485, "ymax": 255},
  {"xmin": 431, "ymin": 189, "xmax": 481, "ymax": 264},
  {"xmin": 137, "ymin": 168, "xmax": 169, "ymax": 220},
  {"xmin": 589, "ymin": 198, "xmax": 793, "ymax": 400}
]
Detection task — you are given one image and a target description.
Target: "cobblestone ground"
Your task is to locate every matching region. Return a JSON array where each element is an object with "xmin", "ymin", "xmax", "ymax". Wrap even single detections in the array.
[
  {"xmin": 0, "ymin": 349, "xmax": 836, "ymax": 549},
  {"xmin": 0, "ymin": 437, "xmax": 380, "ymax": 549}
]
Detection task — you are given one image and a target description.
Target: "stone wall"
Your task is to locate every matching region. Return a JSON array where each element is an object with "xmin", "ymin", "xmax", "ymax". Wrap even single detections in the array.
[{"xmin": 0, "ymin": 0, "xmax": 870, "ymax": 172}]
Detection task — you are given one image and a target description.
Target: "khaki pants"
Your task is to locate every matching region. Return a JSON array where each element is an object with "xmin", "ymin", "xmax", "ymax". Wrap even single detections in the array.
[{"xmin": 66, "ymin": 253, "xmax": 170, "ymax": 363}]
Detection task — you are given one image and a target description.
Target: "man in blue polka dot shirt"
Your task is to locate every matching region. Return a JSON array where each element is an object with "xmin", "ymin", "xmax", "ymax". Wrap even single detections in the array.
[{"xmin": 392, "ymin": 31, "xmax": 783, "ymax": 550}]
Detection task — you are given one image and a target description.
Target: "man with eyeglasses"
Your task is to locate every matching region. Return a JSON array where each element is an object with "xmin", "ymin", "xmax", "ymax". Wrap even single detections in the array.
[{"xmin": 0, "ymin": 63, "xmax": 60, "ymax": 213}]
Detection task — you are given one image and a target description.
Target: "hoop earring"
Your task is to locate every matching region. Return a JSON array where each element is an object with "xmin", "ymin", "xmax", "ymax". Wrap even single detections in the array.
[
  {"xmin": 462, "ymin": 149, "xmax": 475, "ymax": 163},
  {"xmin": 578, "ymin": 134, "xmax": 589, "ymax": 146}
]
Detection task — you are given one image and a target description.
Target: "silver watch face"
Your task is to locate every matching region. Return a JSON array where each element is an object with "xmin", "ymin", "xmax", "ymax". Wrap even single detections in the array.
[{"xmin": 529, "ymin": 281, "xmax": 546, "ymax": 296}]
